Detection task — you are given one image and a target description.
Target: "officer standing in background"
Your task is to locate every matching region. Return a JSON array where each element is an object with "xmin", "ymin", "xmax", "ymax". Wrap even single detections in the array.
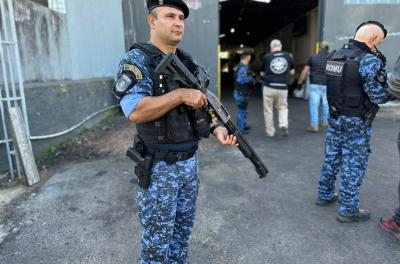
[
  {"xmin": 298, "ymin": 41, "xmax": 331, "ymax": 133},
  {"xmin": 234, "ymin": 50, "xmax": 254, "ymax": 134},
  {"xmin": 260, "ymin": 39, "xmax": 295, "ymax": 137},
  {"xmin": 113, "ymin": 1, "xmax": 237, "ymax": 262},
  {"xmin": 316, "ymin": 21, "xmax": 390, "ymax": 223}
]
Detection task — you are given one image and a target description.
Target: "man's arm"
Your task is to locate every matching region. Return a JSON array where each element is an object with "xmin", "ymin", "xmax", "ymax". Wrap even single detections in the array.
[
  {"xmin": 298, "ymin": 65, "xmax": 310, "ymax": 84},
  {"xmin": 260, "ymin": 56, "xmax": 266, "ymax": 77},
  {"xmin": 236, "ymin": 66, "xmax": 253, "ymax": 84},
  {"xmin": 359, "ymin": 54, "xmax": 390, "ymax": 105},
  {"xmin": 289, "ymin": 53, "xmax": 295, "ymax": 76},
  {"xmin": 129, "ymin": 88, "xmax": 207, "ymax": 124}
]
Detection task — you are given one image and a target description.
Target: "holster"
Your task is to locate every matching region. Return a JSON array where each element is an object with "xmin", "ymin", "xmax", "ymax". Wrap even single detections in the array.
[
  {"xmin": 364, "ymin": 104, "xmax": 379, "ymax": 127},
  {"xmin": 126, "ymin": 136, "xmax": 153, "ymax": 189}
]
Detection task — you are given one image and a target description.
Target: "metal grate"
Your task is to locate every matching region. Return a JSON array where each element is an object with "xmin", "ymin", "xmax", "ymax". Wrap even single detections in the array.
[{"xmin": 0, "ymin": 0, "xmax": 29, "ymax": 179}]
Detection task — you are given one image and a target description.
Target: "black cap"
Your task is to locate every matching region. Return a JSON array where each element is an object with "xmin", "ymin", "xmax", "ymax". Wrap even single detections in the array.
[
  {"xmin": 356, "ymin": 20, "xmax": 387, "ymax": 38},
  {"xmin": 147, "ymin": 0, "xmax": 189, "ymax": 19},
  {"xmin": 241, "ymin": 49, "xmax": 251, "ymax": 56}
]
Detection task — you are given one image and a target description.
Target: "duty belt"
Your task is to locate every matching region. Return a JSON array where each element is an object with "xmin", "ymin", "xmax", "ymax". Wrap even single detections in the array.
[{"xmin": 145, "ymin": 147, "xmax": 197, "ymax": 164}]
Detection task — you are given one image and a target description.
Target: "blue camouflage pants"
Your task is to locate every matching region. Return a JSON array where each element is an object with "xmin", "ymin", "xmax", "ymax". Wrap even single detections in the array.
[
  {"xmin": 137, "ymin": 155, "xmax": 199, "ymax": 264},
  {"xmin": 233, "ymin": 90, "xmax": 249, "ymax": 132},
  {"xmin": 318, "ymin": 116, "xmax": 371, "ymax": 215}
]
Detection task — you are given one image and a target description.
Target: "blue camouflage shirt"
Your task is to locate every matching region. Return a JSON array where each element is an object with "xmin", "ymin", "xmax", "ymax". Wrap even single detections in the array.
[
  {"xmin": 359, "ymin": 53, "xmax": 389, "ymax": 105},
  {"xmin": 117, "ymin": 48, "xmax": 154, "ymax": 118},
  {"xmin": 236, "ymin": 63, "xmax": 253, "ymax": 85}
]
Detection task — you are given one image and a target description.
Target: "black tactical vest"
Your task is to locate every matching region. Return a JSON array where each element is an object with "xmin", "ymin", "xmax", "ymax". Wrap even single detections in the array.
[
  {"xmin": 325, "ymin": 43, "xmax": 372, "ymax": 117},
  {"xmin": 309, "ymin": 51, "xmax": 329, "ymax": 85},
  {"xmin": 234, "ymin": 63, "xmax": 252, "ymax": 95},
  {"xmin": 130, "ymin": 43, "xmax": 202, "ymax": 146}
]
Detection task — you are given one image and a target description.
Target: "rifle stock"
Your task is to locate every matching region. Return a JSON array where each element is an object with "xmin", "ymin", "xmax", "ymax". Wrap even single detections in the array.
[{"xmin": 155, "ymin": 53, "xmax": 269, "ymax": 178}]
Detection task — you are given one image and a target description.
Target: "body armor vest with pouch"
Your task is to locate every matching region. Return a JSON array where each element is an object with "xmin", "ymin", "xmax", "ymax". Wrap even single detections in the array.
[
  {"xmin": 326, "ymin": 43, "xmax": 372, "ymax": 117},
  {"xmin": 234, "ymin": 63, "xmax": 252, "ymax": 95},
  {"xmin": 131, "ymin": 43, "xmax": 210, "ymax": 146}
]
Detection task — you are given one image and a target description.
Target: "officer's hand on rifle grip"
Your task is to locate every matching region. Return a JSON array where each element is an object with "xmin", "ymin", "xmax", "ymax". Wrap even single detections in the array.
[{"xmin": 179, "ymin": 88, "xmax": 208, "ymax": 109}]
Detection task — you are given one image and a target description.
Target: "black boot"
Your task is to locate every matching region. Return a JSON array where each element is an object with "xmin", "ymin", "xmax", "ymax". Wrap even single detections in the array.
[{"xmin": 336, "ymin": 209, "xmax": 371, "ymax": 223}]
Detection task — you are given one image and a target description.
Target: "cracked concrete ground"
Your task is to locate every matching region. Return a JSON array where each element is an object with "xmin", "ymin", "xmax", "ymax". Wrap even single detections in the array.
[{"xmin": 0, "ymin": 94, "xmax": 399, "ymax": 264}]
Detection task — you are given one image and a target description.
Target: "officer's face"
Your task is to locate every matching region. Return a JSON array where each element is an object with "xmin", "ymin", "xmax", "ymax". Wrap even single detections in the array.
[{"xmin": 150, "ymin": 7, "xmax": 185, "ymax": 45}]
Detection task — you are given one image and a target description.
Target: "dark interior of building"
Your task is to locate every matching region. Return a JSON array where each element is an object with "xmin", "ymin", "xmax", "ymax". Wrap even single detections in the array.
[{"xmin": 219, "ymin": 0, "xmax": 319, "ymax": 95}]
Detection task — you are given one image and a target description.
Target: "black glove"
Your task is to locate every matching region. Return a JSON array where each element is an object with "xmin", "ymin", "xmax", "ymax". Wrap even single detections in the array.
[{"xmin": 375, "ymin": 48, "xmax": 387, "ymax": 68}]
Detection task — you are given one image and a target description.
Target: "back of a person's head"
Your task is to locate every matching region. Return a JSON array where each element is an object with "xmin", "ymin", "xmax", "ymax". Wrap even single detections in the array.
[
  {"xmin": 270, "ymin": 39, "xmax": 282, "ymax": 50},
  {"xmin": 320, "ymin": 41, "xmax": 330, "ymax": 51}
]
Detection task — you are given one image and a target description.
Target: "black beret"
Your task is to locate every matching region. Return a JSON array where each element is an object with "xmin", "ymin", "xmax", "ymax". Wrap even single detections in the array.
[{"xmin": 147, "ymin": 0, "xmax": 189, "ymax": 19}]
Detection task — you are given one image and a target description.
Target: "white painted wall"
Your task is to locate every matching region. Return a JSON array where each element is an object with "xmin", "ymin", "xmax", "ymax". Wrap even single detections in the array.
[
  {"xmin": 65, "ymin": 0, "xmax": 125, "ymax": 79},
  {"xmin": 14, "ymin": 0, "xmax": 72, "ymax": 83}
]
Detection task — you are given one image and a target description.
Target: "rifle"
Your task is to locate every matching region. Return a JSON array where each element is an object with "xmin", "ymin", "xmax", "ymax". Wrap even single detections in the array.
[{"xmin": 155, "ymin": 53, "xmax": 269, "ymax": 178}]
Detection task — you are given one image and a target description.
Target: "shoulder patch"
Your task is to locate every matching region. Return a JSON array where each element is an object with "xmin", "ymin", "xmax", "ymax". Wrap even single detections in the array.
[
  {"xmin": 123, "ymin": 64, "xmax": 143, "ymax": 80},
  {"xmin": 113, "ymin": 73, "xmax": 134, "ymax": 99}
]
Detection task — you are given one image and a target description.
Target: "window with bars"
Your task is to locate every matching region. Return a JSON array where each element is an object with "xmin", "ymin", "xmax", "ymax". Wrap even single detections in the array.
[{"xmin": 48, "ymin": 0, "xmax": 66, "ymax": 14}]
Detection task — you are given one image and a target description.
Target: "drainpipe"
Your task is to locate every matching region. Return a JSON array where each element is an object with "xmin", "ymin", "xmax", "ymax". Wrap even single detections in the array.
[{"xmin": 316, "ymin": 0, "xmax": 326, "ymax": 53}]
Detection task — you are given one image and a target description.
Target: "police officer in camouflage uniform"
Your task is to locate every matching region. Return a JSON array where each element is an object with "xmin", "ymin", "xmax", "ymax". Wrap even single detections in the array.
[
  {"xmin": 316, "ymin": 21, "xmax": 390, "ymax": 223},
  {"xmin": 234, "ymin": 50, "xmax": 254, "ymax": 134},
  {"xmin": 113, "ymin": 1, "xmax": 237, "ymax": 263}
]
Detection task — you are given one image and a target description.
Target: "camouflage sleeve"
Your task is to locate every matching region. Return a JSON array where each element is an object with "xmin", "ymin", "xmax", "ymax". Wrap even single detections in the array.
[
  {"xmin": 236, "ymin": 65, "xmax": 253, "ymax": 85},
  {"xmin": 359, "ymin": 53, "xmax": 390, "ymax": 105},
  {"xmin": 116, "ymin": 49, "xmax": 153, "ymax": 118}
]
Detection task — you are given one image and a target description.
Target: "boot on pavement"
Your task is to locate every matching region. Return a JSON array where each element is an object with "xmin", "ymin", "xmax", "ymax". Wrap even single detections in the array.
[
  {"xmin": 336, "ymin": 209, "xmax": 371, "ymax": 223},
  {"xmin": 280, "ymin": 127, "xmax": 288, "ymax": 137},
  {"xmin": 320, "ymin": 120, "xmax": 328, "ymax": 128},
  {"xmin": 307, "ymin": 125, "xmax": 319, "ymax": 133}
]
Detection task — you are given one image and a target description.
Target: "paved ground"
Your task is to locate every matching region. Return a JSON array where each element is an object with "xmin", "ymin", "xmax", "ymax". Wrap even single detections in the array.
[{"xmin": 0, "ymin": 92, "xmax": 399, "ymax": 264}]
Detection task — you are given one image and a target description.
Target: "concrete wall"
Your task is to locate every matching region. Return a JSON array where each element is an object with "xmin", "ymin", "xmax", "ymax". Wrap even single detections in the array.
[
  {"xmin": 121, "ymin": 0, "xmax": 219, "ymax": 95},
  {"xmin": 1, "ymin": 0, "xmax": 124, "ymax": 173},
  {"xmin": 293, "ymin": 8, "xmax": 318, "ymax": 65},
  {"xmin": 65, "ymin": 0, "xmax": 125, "ymax": 80},
  {"xmin": 0, "ymin": 78, "xmax": 118, "ymax": 173},
  {"xmin": 13, "ymin": 0, "xmax": 72, "ymax": 82},
  {"xmin": 322, "ymin": 0, "xmax": 400, "ymax": 72}
]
